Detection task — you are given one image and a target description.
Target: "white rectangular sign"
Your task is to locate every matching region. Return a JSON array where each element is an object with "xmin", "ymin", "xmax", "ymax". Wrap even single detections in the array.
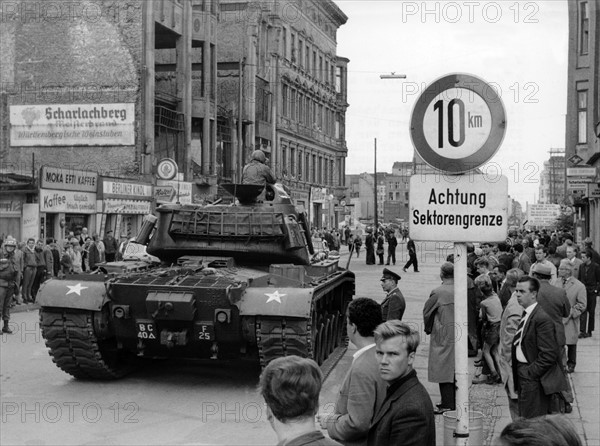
[
  {"xmin": 10, "ymin": 103, "xmax": 135, "ymax": 146},
  {"xmin": 103, "ymin": 199, "xmax": 152, "ymax": 214},
  {"xmin": 567, "ymin": 177, "xmax": 593, "ymax": 190},
  {"xmin": 567, "ymin": 167, "xmax": 597, "ymax": 177},
  {"xmin": 409, "ymin": 174, "xmax": 508, "ymax": 242},
  {"xmin": 527, "ymin": 204, "xmax": 561, "ymax": 226},
  {"xmin": 102, "ymin": 180, "xmax": 153, "ymax": 198},
  {"xmin": 588, "ymin": 183, "xmax": 600, "ymax": 199},
  {"xmin": 39, "ymin": 189, "xmax": 96, "ymax": 214}
]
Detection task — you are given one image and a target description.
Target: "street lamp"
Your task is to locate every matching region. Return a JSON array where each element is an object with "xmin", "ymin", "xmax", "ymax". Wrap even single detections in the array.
[{"xmin": 376, "ymin": 73, "xmax": 407, "ymax": 230}]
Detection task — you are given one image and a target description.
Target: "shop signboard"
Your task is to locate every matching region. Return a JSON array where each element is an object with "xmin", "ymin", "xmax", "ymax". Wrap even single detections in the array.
[
  {"xmin": 10, "ymin": 103, "xmax": 135, "ymax": 146},
  {"xmin": 103, "ymin": 199, "xmax": 152, "ymax": 214},
  {"xmin": 101, "ymin": 179, "xmax": 153, "ymax": 199},
  {"xmin": 527, "ymin": 204, "xmax": 561, "ymax": 227},
  {"xmin": 40, "ymin": 166, "xmax": 98, "ymax": 192},
  {"xmin": 22, "ymin": 204, "xmax": 39, "ymax": 240},
  {"xmin": 155, "ymin": 180, "xmax": 192, "ymax": 204},
  {"xmin": 39, "ymin": 190, "xmax": 96, "ymax": 214}
]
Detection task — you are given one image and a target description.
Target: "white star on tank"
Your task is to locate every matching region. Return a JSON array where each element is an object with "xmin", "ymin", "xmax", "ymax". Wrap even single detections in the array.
[
  {"xmin": 66, "ymin": 283, "xmax": 89, "ymax": 296},
  {"xmin": 265, "ymin": 290, "xmax": 286, "ymax": 304}
]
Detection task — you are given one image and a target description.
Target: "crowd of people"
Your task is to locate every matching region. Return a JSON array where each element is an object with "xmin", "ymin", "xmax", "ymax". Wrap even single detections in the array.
[
  {"xmin": 260, "ymin": 227, "xmax": 597, "ymax": 445},
  {"xmin": 0, "ymin": 229, "xmax": 129, "ymax": 334}
]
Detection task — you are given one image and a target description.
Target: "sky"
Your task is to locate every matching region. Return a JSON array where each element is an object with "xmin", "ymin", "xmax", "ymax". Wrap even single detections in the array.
[{"xmin": 335, "ymin": 0, "xmax": 569, "ymax": 207}]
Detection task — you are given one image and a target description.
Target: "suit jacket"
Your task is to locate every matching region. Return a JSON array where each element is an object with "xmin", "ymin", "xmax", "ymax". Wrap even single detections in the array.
[
  {"xmin": 367, "ymin": 370, "xmax": 435, "ymax": 446},
  {"xmin": 550, "ymin": 277, "xmax": 587, "ymax": 345},
  {"xmin": 511, "ymin": 304, "xmax": 568, "ymax": 395},
  {"xmin": 578, "ymin": 261, "xmax": 600, "ymax": 294},
  {"xmin": 514, "ymin": 252, "xmax": 532, "ymax": 274},
  {"xmin": 326, "ymin": 347, "xmax": 388, "ymax": 446},
  {"xmin": 537, "ymin": 281, "xmax": 570, "ymax": 347},
  {"xmin": 381, "ymin": 288, "xmax": 406, "ymax": 321},
  {"xmin": 498, "ymin": 282, "xmax": 513, "ymax": 308}
]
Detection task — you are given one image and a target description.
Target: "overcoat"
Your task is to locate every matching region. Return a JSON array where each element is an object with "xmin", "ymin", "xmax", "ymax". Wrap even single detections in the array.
[
  {"xmin": 423, "ymin": 279, "xmax": 455, "ymax": 383},
  {"xmin": 550, "ymin": 277, "xmax": 587, "ymax": 345},
  {"xmin": 537, "ymin": 280, "xmax": 571, "ymax": 347},
  {"xmin": 498, "ymin": 293, "xmax": 523, "ymax": 399}
]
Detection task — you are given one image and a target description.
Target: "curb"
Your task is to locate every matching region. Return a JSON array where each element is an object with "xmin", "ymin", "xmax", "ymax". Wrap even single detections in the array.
[{"xmin": 10, "ymin": 303, "xmax": 40, "ymax": 314}]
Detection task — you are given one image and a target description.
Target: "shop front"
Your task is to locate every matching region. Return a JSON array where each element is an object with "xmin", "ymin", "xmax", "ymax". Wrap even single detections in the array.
[
  {"xmin": 39, "ymin": 167, "xmax": 98, "ymax": 240},
  {"xmin": 98, "ymin": 178, "xmax": 154, "ymax": 238}
]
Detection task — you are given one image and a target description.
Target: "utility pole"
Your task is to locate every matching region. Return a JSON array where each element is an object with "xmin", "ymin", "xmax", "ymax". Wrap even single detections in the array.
[{"xmin": 374, "ymin": 137, "xmax": 378, "ymax": 231}]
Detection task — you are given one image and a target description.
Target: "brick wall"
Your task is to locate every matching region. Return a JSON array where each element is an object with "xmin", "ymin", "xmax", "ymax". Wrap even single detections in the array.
[{"xmin": 0, "ymin": 0, "xmax": 144, "ymax": 178}]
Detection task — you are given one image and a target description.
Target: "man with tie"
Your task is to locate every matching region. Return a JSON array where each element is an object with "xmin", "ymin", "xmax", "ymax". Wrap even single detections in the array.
[
  {"xmin": 318, "ymin": 298, "xmax": 387, "ymax": 446},
  {"xmin": 512, "ymin": 276, "xmax": 568, "ymax": 418}
]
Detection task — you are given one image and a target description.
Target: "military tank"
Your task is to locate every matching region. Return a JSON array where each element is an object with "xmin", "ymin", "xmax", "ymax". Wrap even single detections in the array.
[{"xmin": 38, "ymin": 183, "xmax": 354, "ymax": 379}]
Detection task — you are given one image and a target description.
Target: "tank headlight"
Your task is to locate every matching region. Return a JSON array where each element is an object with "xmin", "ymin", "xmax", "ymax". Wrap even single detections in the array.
[
  {"xmin": 114, "ymin": 307, "xmax": 125, "ymax": 318},
  {"xmin": 216, "ymin": 310, "xmax": 229, "ymax": 323}
]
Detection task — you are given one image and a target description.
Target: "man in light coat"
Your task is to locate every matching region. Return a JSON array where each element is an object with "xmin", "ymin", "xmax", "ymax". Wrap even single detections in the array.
[
  {"xmin": 318, "ymin": 298, "xmax": 387, "ymax": 446},
  {"xmin": 551, "ymin": 260, "xmax": 586, "ymax": 374},
  {"xmin": 498, "ymin": 271, "xmax": 524, "ymax": 420},
  {"xmin": 423, "ymin": 262, "xmax": 455, "ymax": 413}
]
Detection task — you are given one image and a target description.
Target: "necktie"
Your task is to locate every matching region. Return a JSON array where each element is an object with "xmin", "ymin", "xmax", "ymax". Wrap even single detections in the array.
[{"xmin": 513, "ymin": 311, "xmax": 527, "ymax": 348}]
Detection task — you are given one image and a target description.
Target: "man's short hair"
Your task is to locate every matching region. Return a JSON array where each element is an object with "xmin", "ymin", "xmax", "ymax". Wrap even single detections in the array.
[
  {"xmin": 27, "ymin": 238, "xmax": 35, "ymax": 243},
  {"xmin": 441, "ymin": 262, "xmax": 454, "ymax": 278},
  {"xmin": 348, "ymin": 298, "xmax": 383, "ymax": 338},
  {"xmin": 517, "ymin": 276, "xmax": 540, "ymax": 294},
  {"xmin": 558, "ymin": 259, "xmax": 573, "ymax": 270},
  {"xmin": 494, "ymin": 264, "xmax": 507, "ymax": 275},
  {"xmin": 506, "ymin": 268, "xmax": 524, "ymax": 286},
  {"xmin": 582, "ymin": 249, "xmax": 593, "ymax": 260},
  {"xmin": 513, "ymin": 243, "xmax": 523, "ymax": 253},
  {"xmin": 535, "ymin": 245, "xmax": 548, "ymax": 255},
  {"xmin": 374, "ymin": 320, "xmax": 420, "ymax": 354},
  {"xmin": 259, "ymin": 356, "xmax": 322, "ymax": 423},
  {"xmin": 475, "ymin": 258, "xmax": 490, "ymax": 269},
  {"xmin": 474, "ymin": 274, "xmax": 493, "ymax": 294}
]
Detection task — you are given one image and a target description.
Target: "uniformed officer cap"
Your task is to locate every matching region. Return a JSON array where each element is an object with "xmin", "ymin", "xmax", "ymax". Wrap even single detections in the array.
[{"xmin": 382, "ymin": 268, "xmax": 401, "ymax": 282}]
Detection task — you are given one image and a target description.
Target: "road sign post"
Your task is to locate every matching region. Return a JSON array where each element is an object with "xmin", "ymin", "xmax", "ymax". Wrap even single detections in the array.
[{"xmin": 409, "ymin": 73, "xmax": 507, "ymax": 445}]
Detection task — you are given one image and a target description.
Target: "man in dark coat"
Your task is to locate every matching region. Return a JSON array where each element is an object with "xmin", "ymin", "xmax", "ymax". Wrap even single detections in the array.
[
  {"xmin": 512, "ymin": 276, "xmax": 568, "ymax": 418},
  {"xmin": 531, "ymin": 263, "xmax": 570, "ymax": 348},
  {"xmin": 379, "ymin": 269, "xmax": 405, "ymax": 321},
  {"xmin": 365, "ymin": 228, "xmax": 376, "ymax": 265},
  {"xmin": 103, "ymin": 231, "xmax": 119, "ymax": 263},
  {"xmin": 578, "ymin": 249, "xmax": 600, "ymax": 338},
  {"xmin": 403, "ymin": 236, "xmax": 419, "ymax": 272},
  {"xmin": 367, "ymin": 321, "xmax": 435, "ymax": 446},
  {"xmin": 385, "ymin": 231, "xmax": 397, "ymax": 266}
]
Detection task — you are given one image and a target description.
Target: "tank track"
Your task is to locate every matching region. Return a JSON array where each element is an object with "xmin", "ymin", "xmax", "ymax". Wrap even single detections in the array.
[
  {"xmin": 40, "ymin": 310, "xmax": 134, "ymax": 380},
  {"xmin": 256, "ymin": 290, "xmax": 350, "ymax": 378}
]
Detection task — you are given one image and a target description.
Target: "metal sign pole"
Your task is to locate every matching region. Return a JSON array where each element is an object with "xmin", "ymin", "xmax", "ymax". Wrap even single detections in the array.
[{"xmin": 454, "ymin": 242, "xmax": 470, "ymax": 445}]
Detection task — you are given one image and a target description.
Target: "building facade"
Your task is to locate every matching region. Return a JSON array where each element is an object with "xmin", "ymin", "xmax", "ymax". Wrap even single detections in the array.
[
  {"xmin": 217, "ymin": 0, "xmax": 349, "ymax": 228},
  {"xmin": 0, "ymin": 0, "xmax": 219, "ymax": 241},
  {"xmin": 538, "ymin": 153, "xmax": 566, "ymax": 205},
  {"xmin": 566, "ymin": 0, "xmax": 600, "ymax": 246}
]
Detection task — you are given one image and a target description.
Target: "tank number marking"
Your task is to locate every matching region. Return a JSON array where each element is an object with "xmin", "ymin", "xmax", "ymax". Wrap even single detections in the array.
[
  {"xmin": 136, "ymin": 322, "xmax": 156, "ymax": 340},
  {"xmin": 194, "ymin": 323, "xmax": 214, "ymax": 342}
]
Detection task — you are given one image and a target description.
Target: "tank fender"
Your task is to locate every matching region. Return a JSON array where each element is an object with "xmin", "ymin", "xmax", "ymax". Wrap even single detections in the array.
[
  {"xmin": 37, "ymin": 278, "xmax": 108, "ymax": 311},
  {"xmin": 239, "ymin": 287, "xmax": 314, "ymax": 318}
]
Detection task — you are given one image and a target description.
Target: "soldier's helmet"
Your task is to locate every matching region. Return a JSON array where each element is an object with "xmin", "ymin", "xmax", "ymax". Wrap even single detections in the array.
[
  {"xmin": 251, "ymin": 150, "xmax": 266, "ymax": 163},
  {"xmin": 3, "ymin": 236, "xmax": 17, "ymax": 248}
]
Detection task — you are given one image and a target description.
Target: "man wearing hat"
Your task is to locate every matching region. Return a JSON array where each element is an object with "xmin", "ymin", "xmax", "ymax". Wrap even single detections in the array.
[
  {"xmin": 0, "ymin": 237, "xmax": 20, "ymax": 334},
  {"xmin": 380, "ymin": 268, "xmax": 405, "ymax": 321},
  {"xmin": 530, "ymin": 263, "xmax": 571, "ymax": 351}
]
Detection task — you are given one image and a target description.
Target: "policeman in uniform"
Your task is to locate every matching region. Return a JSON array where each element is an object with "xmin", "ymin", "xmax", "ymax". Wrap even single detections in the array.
[
  {"xmin": 0, "ymin": 237, "xmax": 20, "ymax": 334},
  {"xmin": 242, "ymin": 150, "xmax": 276, "ymax": 186},
  {"xmin": 380, "ymin": 268, "xmax": 406, "ymax": 321}
]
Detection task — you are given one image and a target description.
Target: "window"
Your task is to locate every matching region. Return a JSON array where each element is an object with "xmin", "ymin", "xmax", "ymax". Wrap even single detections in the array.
[
  {"xmin": 579, "ymin": 1, "xmax": 589, "ymax": 55},
  {"xmin": 290, "ymin": 147, "xmax": 296, "ymax": 176},
  {"xmin": 319, "ymin": 56, "xmax": 323, "ymax": 82},
  {"xmin": 306, "ymin": 45, "xmax": 310, "ymax": 71},
  {"xmin": 578, "ymin": 89, "xmax": 587, "ymax": 143},
  {"xmin": 282, "ymin": 85, "xmax": 289, "ymax": 117},
  {"xmin": 282, "ymin": 147, "xmax": 287, "ymax": 175},
  {"xmin": 335, "ymin": 66, "xmax": 342, "ymax": 93},
  {"xmin": 306, "ymin": 153, "xmax": 311, "ymax": 182},
  {"xmin": 318, "ymin": 156, "xmax": 323, "ymax": 184},
  {"xmin": 291, "ymin": 33, "xmax": 296, "ymax": 62},
  {"xmin": 313, "ymin": 51, "xmax": 317, "ymax": 78},
  {"xmin": 312, "ymin": 154, "xmax": 316, "ymax": 183},
  {"xmin": 298, "ymin": 40, "xmax": 303, "ymax": 67},
  {"xmin": 282, "ymin": 28, "xmax": 287, "ymax": 59},
  {"xmin": 290, "ymin": 89, "xmax": 297, "ymax": 121},
  {"xmin": 298, "ymin": 150, "xmax": 303, "ymax": 179},
  {"xmin": 298, "ymin": 93, "xmax": 304, "ymax": 124}
]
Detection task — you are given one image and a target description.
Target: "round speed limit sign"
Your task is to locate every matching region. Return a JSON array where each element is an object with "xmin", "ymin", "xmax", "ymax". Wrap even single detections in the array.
[{"xmin": 410, "ymin": 73, "xmax": 506, "ymax": 174}]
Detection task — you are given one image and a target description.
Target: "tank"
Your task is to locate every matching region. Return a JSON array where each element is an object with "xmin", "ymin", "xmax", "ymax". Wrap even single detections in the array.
[{"xmin": 37, "ymin": 183, "xmax": 355, "ymax": 379}]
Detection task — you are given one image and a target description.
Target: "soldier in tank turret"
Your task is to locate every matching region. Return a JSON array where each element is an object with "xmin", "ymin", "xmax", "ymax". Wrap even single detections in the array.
[{"xmin": 242, "ymin": 149, "xmax": 276, "ymax": 186}]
